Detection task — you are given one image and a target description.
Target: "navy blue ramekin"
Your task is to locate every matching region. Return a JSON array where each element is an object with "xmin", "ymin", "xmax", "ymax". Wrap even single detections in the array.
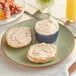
[
  {"xmin": 34, "ymin": 19, "xmax": 59, "ymax": 43},
  {"xmin": 34, "ymin": 29, "xmax": 59, "ymax": 43}
]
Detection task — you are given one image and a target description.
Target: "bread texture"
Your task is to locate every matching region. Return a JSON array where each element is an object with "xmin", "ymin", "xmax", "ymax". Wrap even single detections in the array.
[
  {"xmin": 27, "ymin": 43, "xmax": 57, "ymax": 63},
  {"xmin": 6, "ymin": 26, "xmax": 32, "ymax": 48}
]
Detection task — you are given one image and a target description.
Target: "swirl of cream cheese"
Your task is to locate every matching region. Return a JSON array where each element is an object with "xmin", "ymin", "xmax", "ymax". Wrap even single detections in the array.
[
  {"xmin": 27, "ymin": 43, "xmax": 57, "ymax": 63},
  {"xmin": 6, "ymin": 26, "xmax": 32, "ymax": 48},
  {"xmin": 35, "ymin": 19, "xmax": 59, "ymax": 35}
]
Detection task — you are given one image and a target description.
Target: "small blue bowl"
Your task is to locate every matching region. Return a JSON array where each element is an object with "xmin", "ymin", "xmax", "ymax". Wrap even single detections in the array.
[
  {"xmin": 34, "ymin": 30, "xmax": 59, "ymax": 43},
  {"xmin": 34, "ymin": 20, "xmax": 59, "ymax": 43}
]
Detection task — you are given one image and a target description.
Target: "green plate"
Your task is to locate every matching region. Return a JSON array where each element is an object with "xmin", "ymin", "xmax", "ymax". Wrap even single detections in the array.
[{"xmin": 1, "ymin": 19, "xmax": 74, "ymax": 67}]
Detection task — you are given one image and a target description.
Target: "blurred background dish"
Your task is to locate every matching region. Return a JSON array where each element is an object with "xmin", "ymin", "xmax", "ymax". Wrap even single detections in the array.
[{"xmin": 0, "ymin": 0, "xmax": 25, "ymax": 25}]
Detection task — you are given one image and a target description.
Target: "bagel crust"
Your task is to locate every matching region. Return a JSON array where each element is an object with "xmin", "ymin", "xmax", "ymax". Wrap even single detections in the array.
[
  {"xmin": 6, "ymin": 26, "xmax": 32, "ymax": 48},
  {"xmin": 27, "ymin": 43, "xmax": 57, "ymax": 63}
]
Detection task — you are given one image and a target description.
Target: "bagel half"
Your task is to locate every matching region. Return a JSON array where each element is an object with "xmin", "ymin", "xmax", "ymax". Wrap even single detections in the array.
[
  {"xmin": 27, "ymin": 43, "xmax": 57, "ymax": 63},
  {"xmin": 6, "ymin": 26, "xmax": 32, "ymax": 48}
]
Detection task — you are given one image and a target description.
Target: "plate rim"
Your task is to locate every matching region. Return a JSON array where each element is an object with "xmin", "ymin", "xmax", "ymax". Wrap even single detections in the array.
[{"xmin": 1, "ymin": 19, "xmax": 75, "ymax": 68}]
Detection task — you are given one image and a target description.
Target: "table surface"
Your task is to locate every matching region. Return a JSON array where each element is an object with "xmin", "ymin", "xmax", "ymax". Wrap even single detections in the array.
[{"xmin": 0, "ymin": 0, "xmax": 76, "ymax": 76}]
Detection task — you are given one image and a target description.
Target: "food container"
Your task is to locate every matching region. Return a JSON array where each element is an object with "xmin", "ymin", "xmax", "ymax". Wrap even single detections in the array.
[{"xmin": 34, "ymin": 19, "xmax": 59, "ymax": 43}]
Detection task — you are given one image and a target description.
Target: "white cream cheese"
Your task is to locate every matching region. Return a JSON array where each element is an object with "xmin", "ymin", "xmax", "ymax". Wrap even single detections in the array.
[
  {"xmin": 35, "ymin": 19, "xmax": 59, "ymax": 35},
  {"xmin": 6, "ymin": 26, "xmax": 32, "ymax": 48},
  {"xmin": 27, "ymin": 43, "xmax": 57, "ymax": 63}
]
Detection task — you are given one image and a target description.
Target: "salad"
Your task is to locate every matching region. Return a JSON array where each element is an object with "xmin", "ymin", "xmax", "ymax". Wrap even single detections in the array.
[{"xmin": 0, "ymin": 0, "xmax": 22, "ymax": 20}]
